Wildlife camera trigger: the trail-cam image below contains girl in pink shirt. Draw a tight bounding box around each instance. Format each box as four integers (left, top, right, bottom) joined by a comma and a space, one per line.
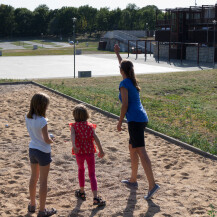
69, 104, 106, 206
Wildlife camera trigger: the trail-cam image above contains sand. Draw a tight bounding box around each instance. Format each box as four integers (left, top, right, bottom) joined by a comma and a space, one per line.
0, 83, 216, 217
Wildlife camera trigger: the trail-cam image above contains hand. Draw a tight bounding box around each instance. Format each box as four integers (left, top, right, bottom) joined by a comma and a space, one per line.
98, 151, 105, 158
73, 146, 79, 154
117, 121, 122, 132
114, 44, 120, 54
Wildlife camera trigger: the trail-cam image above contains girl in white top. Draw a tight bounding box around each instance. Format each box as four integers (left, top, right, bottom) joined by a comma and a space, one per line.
25, 93, 57, 217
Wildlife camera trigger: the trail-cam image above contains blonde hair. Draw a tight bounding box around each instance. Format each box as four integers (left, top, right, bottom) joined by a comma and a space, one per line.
73, 104, 90, 122
27, 93, 50, 119
120, 60, 141, 91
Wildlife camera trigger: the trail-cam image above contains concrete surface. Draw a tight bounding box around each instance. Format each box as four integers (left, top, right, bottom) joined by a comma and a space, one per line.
0, 54, 212, 79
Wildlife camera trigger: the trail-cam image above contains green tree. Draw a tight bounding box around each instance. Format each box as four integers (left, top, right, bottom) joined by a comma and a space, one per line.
0, 4, 15, 37
108, 8, 122, 30
96, 7, 110, 32
57, 7, 78, 36
78, 5, 97, 36
14, 8, 34, 36
32, 4, 50, 35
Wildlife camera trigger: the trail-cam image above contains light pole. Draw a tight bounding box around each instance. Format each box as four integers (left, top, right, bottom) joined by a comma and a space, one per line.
213, 20, 216, 68
72, 17, 77, 78
146, 23, 148, 37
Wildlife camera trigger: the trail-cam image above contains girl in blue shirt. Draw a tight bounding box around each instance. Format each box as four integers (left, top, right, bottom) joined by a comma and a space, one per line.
114, 44, 160, 200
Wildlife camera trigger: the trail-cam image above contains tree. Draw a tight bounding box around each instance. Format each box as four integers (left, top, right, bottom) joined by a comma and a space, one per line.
14, 8, 34, 36
0, 4, 15, 37
108, 8, 122, 30
96, 7, 110, 32
32, 4, 50, 35
57, 7, 78, 36
78, 5, 97, 36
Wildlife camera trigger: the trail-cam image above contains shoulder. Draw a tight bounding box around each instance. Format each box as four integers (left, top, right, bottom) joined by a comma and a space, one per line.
38, 116, 47, 128
119, 78, 131, 89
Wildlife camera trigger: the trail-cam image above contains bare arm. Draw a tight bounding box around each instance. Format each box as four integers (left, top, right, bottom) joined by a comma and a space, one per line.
93, 131, 105, 158
114, 44, 122, 65
42, 124, 53, 144
71, 126, 79, 154
117, 87, 128, 131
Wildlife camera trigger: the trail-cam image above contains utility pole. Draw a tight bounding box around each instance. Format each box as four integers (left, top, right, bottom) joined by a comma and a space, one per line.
72, 17, 77, 78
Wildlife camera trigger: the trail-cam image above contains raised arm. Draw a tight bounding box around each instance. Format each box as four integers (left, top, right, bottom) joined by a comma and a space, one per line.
114, 44, 122, 65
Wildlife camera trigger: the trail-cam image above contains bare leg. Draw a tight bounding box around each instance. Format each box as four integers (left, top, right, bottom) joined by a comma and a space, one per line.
39, 164, 50, 212
29, 163, 39, 206
129, 144, 139, 182
136, 147, 155, 191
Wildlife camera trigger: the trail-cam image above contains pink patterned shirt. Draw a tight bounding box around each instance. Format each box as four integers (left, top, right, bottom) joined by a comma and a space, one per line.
69, 121, 96, 155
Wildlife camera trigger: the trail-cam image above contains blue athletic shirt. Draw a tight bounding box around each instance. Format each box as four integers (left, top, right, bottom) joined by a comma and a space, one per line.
119, 78, 148, 123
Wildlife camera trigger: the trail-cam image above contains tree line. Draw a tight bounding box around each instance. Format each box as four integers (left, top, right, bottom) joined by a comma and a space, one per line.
0, 3, 163, 37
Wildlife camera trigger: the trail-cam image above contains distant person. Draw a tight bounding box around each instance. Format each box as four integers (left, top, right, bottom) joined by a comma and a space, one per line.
69, 104, 106, 206
25, 93, 57, 217
114, 44, 160, 200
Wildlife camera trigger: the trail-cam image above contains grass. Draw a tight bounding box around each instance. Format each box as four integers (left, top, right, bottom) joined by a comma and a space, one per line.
1, 43, 113, 56
33, 69, 217, 155
208, 204, 216, 217
11, 41, 31, 46
30, 40, 58, 46
0, 36, 114, 56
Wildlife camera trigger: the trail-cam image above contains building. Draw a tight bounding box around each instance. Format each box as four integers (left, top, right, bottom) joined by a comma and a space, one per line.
154, 4, 217, 62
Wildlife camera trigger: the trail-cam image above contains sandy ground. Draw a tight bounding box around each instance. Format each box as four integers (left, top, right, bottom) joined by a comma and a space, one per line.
0, 84, 216, 217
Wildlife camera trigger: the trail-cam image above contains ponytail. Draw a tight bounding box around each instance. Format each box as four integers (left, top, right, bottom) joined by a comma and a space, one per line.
120, 60, 141, 91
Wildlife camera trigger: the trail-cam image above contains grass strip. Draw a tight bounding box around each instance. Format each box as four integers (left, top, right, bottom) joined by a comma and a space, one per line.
38, 70, 217, 155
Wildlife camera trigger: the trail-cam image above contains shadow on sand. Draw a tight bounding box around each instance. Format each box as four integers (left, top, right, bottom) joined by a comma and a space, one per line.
68, 199, 84, 217
123, 187, 160, 217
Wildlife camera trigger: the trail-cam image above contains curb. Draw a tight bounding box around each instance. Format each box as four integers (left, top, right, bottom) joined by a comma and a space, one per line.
1, 81, 217, 161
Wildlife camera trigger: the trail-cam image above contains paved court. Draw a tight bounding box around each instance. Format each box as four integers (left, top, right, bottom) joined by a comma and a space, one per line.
0, 54, 212, 79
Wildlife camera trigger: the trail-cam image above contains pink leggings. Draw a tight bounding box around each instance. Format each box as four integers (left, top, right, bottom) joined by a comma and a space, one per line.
75, 153, 97, 191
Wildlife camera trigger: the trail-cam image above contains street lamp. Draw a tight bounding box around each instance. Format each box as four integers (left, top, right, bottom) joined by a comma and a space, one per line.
72, 17, 77, 78
213, 19, 217, 68
146, 23, 148, 37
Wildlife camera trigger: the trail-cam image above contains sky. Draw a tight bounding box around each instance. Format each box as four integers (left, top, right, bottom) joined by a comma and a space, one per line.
0, 0, 216, 11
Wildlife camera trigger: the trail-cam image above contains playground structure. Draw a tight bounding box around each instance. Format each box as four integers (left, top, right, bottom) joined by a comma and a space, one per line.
154, 4, 217, 63
100, 4, 217, 65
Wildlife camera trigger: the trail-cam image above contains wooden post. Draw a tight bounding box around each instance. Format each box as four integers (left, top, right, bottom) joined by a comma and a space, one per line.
158, 41, 160, 63
136, 40, 138, 60
128, 40, 129, 58
150, 40, 151, 56
145, 40, 147, 61
181, 43, 183, 64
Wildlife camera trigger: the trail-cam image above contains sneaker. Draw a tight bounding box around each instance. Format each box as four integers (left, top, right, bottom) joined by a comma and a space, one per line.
144, 184, 160, 200
121, 179, 138, 187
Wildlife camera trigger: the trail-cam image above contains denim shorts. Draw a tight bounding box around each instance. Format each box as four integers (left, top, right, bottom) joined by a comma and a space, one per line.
128, 122, 148, 148
29, 148, 52, 166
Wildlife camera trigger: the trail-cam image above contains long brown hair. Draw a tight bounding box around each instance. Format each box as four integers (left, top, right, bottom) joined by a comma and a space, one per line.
27, 93, 50, 119
120, 60, 141, 91
73, 104, 90, 122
